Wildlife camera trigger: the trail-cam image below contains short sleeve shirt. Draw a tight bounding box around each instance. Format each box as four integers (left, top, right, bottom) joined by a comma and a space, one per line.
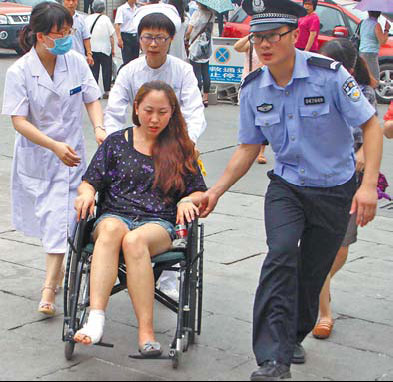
82, 128, 208, 225
238, 50, 376, 188
296, 12, 320, 52
85, 14, 115, 56
72, 12, 91, 55
115, 2, 137, 33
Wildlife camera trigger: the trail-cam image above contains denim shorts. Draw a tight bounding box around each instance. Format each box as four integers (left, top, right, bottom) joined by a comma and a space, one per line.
94, 213, 177, 241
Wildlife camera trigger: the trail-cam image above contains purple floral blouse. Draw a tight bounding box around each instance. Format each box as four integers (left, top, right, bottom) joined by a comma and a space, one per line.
82, 128, 208, 225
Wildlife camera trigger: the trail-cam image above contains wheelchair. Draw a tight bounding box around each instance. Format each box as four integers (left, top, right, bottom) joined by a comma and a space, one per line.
62, 200, 205, 369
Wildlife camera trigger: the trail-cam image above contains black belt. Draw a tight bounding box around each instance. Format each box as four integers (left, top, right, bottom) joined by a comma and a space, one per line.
121, 32, 137, 37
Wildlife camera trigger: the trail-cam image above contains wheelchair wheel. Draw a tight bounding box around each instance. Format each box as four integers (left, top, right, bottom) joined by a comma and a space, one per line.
63, 220, 91, 359
187, 222, 201, 346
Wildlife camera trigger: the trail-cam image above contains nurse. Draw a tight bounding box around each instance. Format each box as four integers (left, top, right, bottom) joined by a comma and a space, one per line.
2, 2, 104, 317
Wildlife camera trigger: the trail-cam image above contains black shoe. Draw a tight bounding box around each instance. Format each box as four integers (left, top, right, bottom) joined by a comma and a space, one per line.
291, 343, 306, 365
250, 361, 291, 381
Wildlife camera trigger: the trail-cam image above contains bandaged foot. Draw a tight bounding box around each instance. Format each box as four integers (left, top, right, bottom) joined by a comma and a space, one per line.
74, 310, 105, 345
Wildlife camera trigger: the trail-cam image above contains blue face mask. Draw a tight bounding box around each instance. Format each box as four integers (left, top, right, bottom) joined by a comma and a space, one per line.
45, 35, 73, 56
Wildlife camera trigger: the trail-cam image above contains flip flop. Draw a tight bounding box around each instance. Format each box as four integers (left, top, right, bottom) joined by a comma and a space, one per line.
312, 319, 334, 340
138, 341, 162, 358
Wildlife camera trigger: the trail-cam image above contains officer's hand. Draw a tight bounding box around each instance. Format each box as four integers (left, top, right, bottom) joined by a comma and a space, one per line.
95, 127, 107, 146
199, 189, 219, 218
74, 193, 95, 222
355, 147, 365, 173
350, 184, 378, 227
118, 38, 124, 49
53, 142, 81, 167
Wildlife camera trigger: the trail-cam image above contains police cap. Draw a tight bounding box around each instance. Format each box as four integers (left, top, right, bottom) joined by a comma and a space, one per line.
243, 0, 307, 33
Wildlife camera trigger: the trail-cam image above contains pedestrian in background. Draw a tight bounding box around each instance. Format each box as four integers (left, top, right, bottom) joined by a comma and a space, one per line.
63, 0, 94, 66
168, 0, 189, 61
86, 0, 116, 99
313, 38, 378, 340
2, 1, 103, 318
185, 0, 214, 107
235, 34, 268, 165
115, 0, 139, 65
359, 11, 391, 82
200, 0, 383, 380
295, 0, 320, 52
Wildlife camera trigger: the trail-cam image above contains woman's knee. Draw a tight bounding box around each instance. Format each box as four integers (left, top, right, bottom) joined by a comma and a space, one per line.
96, 218, 127, 243
122, 232, 149, 262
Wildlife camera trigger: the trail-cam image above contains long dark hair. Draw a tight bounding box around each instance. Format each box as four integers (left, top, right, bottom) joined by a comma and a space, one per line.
168, 0, 185, 23
19, 2, 73, 53
132, 81, 197, 198
320, 38, 375, 86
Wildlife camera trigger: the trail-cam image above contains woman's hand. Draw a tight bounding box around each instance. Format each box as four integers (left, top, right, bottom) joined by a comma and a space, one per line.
52, 141, 81, 167
74, 192, 95, 222
95, 127, 107, 146
177, 201, 200, 225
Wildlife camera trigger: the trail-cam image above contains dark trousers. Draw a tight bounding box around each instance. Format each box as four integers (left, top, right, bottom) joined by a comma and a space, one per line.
121, 32, 140, 65
190, 61, 211, 94
84, 0, 92, 13
217, 11, 229, 37
91, 52, 112, 92
253, 171, 356, 366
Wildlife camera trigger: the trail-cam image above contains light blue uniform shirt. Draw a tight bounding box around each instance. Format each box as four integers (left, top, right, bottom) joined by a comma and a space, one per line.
72, 12, 90, 56
239, 50, 376, 188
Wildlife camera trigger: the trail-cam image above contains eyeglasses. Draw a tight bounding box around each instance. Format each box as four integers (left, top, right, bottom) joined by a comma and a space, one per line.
140, 35, 171, 46
250, 29, 293, 44
48, 28, 76, 38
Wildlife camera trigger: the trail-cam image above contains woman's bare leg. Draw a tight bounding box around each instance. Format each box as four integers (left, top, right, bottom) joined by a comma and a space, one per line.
41, 253, 65, 307
122, 224, 172, 347
318, 246, 350, 320
75, 217, 129, 345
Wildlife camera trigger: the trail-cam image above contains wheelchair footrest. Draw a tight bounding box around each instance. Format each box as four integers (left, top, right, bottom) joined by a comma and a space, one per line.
128, 354, 171, 360
95, 341, 114, 348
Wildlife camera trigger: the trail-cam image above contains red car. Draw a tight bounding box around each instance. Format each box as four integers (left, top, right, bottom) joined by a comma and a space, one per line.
223, 0, 393, 104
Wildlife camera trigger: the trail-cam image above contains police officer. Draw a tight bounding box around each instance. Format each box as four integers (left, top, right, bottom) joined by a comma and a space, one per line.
200, 0, 383, 380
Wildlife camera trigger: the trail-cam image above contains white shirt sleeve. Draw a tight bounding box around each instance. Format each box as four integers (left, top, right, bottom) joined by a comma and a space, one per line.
80, 16, 91, 40
104, 67, 132, 134
115, 6, 123, 25
106, 16, 115, 36
180, 64, 207, 143
2, 64, 29, 117
77, 54, 102, 103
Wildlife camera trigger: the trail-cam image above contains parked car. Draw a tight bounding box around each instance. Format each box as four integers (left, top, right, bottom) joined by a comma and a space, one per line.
0, 1, 31, 55
223, 0, 393, 104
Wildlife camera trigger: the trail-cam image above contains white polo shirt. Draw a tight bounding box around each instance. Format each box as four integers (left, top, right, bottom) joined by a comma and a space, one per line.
115, 2, 138, 34
72, 12, 90, 55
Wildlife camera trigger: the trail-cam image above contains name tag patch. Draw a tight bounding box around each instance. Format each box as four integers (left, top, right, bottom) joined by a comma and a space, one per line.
257, 103, 274, 113
70, 86, 82, 96
342, 77, 361, 102
304, 96, 325, 105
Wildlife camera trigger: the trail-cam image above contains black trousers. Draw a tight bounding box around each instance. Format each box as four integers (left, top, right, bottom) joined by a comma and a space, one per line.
121, 32, 140, 65
91, 52, 112, 92
190, 61, 211, 94
253, 171, 357, 367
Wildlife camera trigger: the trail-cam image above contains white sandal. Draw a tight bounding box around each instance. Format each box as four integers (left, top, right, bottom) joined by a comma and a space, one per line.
38, 286, 57, 316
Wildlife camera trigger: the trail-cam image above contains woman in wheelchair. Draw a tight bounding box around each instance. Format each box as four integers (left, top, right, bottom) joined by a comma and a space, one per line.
73, 81, 207, 357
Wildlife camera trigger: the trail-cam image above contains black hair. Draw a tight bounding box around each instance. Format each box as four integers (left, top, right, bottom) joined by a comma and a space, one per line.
19, 1, 73, 53
320, 38, 373, 86
168, 0, 185, 23
369, 11, 381, 19
138, 13, 176, 38
303, 0, 318, 10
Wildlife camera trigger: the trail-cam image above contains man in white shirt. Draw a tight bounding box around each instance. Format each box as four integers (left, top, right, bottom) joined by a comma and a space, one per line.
64, 0, 94, 66
115, 0, 140, 65
105, 4, 206, 143
86, 0, 116, 98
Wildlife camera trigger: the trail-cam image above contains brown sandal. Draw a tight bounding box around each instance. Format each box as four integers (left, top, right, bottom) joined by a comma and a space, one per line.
312, 319, 334, 340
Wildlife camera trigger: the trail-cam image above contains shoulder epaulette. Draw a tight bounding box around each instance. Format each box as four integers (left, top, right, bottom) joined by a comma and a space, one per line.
307, 56, 342, 72
240, 67, 263, 89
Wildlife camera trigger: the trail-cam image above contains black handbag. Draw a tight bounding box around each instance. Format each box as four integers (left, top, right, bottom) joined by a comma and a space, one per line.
350, 20, 363, 50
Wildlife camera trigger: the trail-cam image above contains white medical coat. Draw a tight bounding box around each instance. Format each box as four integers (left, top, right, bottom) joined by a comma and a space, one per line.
2, 48, 101, 253
104, 55, 207, 143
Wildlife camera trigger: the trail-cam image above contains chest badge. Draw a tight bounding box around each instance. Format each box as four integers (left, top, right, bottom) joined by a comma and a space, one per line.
304, 96, 325, 106
257, 103, 273, 113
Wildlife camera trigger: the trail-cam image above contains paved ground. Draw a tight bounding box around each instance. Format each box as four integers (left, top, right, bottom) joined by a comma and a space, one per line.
0, 49, 393, 381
